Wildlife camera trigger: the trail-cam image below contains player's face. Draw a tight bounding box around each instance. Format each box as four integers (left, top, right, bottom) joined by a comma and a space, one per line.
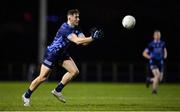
153, 31, 161, 40
69, 13, 80, 26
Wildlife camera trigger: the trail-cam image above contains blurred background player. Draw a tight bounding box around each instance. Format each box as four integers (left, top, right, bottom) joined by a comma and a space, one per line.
142, 30, 167, 94
22, 9, 103, 106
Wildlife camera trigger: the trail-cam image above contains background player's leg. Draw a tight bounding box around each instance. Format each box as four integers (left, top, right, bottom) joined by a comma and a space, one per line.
151, 69, 161, 94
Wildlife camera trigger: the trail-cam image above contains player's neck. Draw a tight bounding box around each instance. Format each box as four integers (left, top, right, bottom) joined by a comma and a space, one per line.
154, 39, 160, 42
67, 21, 75, 28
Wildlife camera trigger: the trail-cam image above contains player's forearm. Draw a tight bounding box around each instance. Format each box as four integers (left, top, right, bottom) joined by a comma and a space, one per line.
82, 42, 90, 46
75, 37, 93, 45
143, 52, 151, 59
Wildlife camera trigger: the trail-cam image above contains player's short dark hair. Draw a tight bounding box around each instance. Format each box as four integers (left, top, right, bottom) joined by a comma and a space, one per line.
67, 9, 80, 16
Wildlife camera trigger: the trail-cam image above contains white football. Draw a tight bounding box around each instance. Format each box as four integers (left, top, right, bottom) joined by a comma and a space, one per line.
122, 15, 136, 29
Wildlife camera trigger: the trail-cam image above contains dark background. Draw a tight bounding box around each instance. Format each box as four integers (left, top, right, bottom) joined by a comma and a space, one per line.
0, 0, 180, 81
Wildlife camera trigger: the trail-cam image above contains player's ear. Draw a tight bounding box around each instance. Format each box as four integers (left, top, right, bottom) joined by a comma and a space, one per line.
67, 15, 71, 21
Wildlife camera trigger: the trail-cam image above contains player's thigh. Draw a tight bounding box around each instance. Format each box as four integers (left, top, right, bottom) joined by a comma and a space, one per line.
151, 68, 160, 77
60, 57, 79, 73
39, 64, 52, 78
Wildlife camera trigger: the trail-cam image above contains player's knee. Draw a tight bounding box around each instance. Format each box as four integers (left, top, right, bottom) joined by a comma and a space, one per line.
71, 69, 79, 77
154, 75, 159, 79
155, 75, 161, 82
74, 69, 80, 76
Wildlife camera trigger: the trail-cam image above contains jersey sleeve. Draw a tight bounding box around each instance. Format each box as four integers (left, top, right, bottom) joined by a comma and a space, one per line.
64, 28, 73, 39
56, 23, 73, 39
145, 43, 152, 53
78, 33, 85, 38
76, 27, 84, 37
67, 27, 84, 39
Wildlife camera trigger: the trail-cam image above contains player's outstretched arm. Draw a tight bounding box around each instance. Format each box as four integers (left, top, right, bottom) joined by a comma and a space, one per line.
68, 33, 93, 45
78, 33, 93, 45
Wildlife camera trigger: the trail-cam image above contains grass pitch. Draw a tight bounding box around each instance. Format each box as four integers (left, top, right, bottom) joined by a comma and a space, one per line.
0, 82, 180, 111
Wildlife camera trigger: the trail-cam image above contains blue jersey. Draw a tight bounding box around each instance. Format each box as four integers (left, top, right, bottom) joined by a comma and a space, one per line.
145, 40, 166, 72
47, 22, 83, 54
43, 22, 83, 69
145, 40, 166, 60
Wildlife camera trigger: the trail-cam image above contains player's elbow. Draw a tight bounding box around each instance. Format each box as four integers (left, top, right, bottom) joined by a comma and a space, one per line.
142, 52, 148, 59
142, 51, 146, 57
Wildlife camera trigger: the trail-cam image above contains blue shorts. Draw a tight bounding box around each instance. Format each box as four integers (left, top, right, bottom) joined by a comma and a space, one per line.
42, 49, 70, 69
149, 59, 164, 73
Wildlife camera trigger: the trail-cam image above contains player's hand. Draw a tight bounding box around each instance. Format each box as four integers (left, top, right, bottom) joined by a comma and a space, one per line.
90, 27, 104, 40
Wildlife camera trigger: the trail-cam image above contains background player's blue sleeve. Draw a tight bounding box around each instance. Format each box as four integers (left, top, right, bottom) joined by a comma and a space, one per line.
145, 43, 152, 53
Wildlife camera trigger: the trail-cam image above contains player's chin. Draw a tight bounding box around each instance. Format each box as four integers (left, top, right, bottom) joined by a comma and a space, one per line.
75, 22, 79, 26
